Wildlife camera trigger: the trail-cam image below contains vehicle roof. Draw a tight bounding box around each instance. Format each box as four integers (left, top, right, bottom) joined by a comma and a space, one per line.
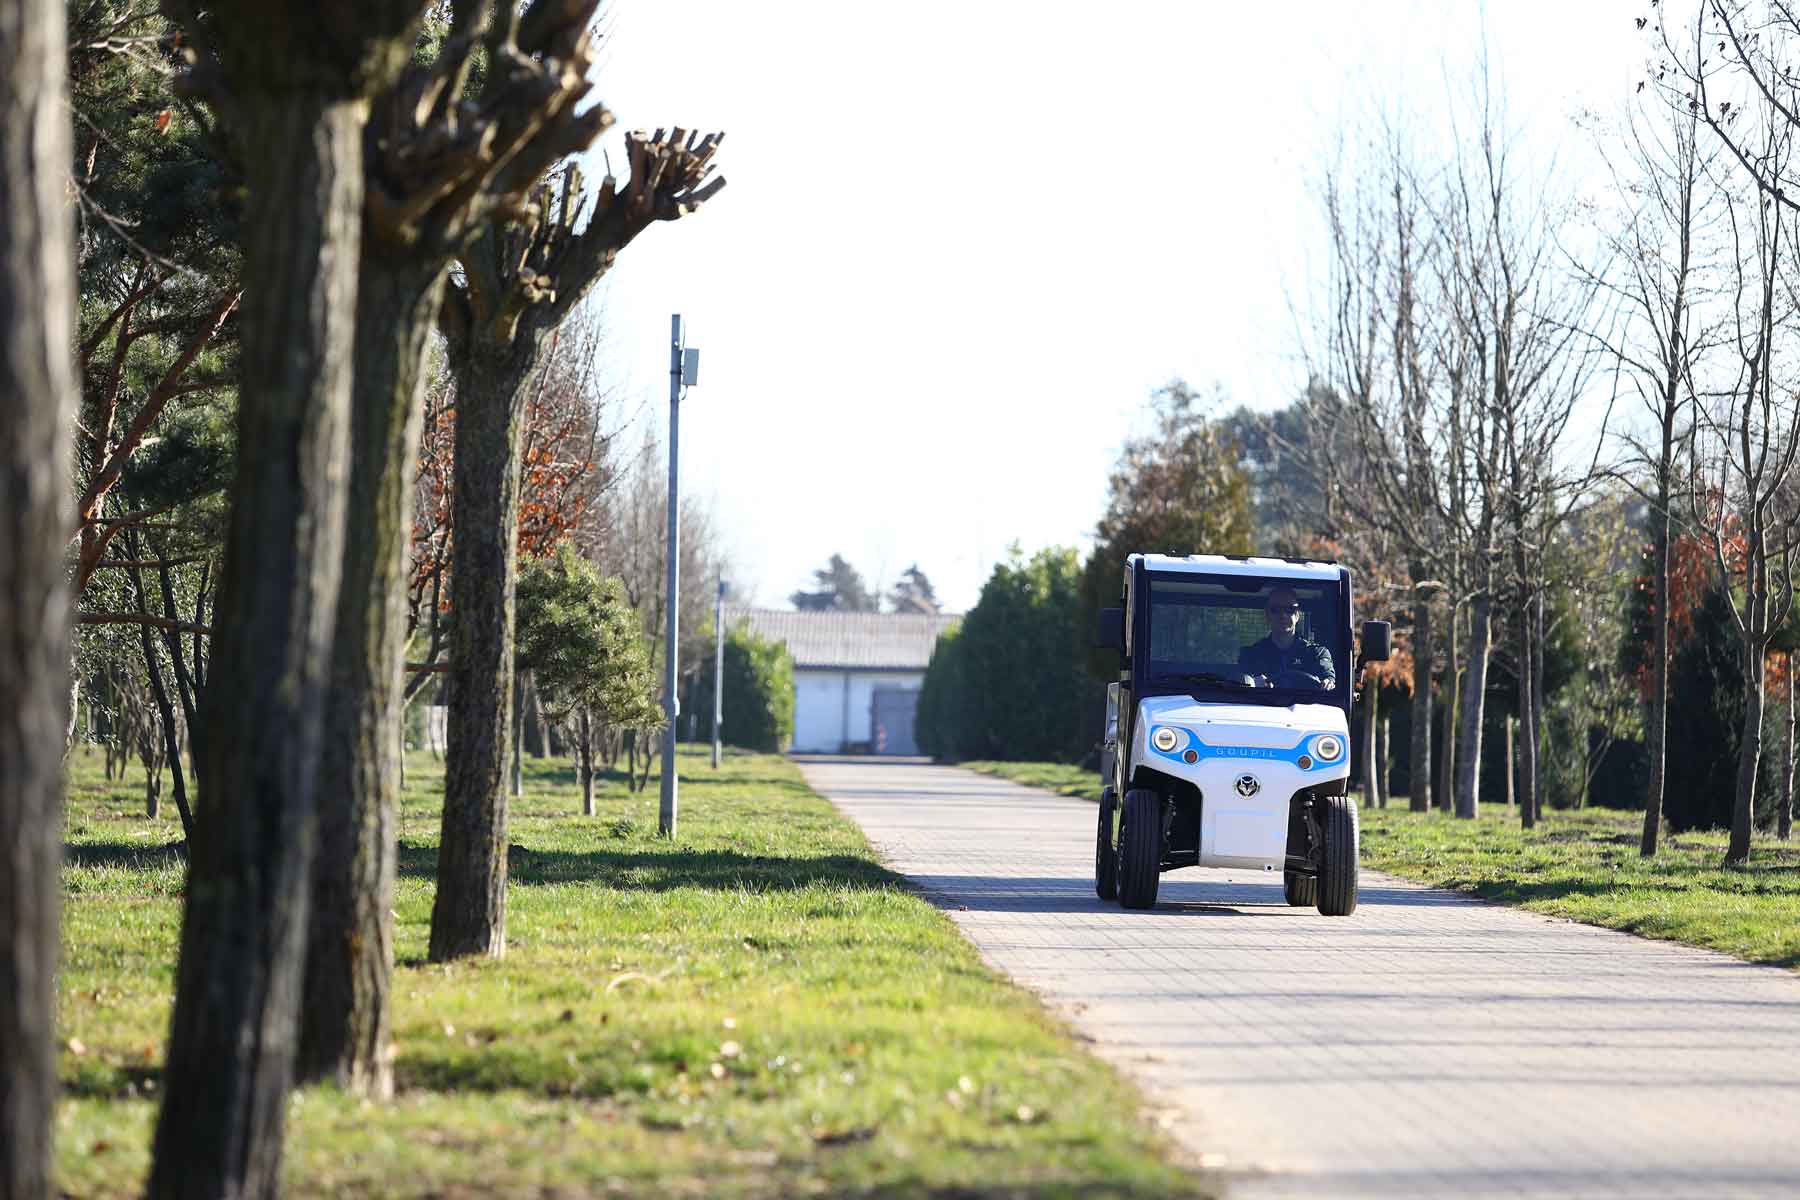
1132, 553, 1344, 583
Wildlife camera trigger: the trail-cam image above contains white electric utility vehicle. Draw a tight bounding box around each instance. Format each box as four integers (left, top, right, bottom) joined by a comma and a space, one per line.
1093, 554, 1390, 914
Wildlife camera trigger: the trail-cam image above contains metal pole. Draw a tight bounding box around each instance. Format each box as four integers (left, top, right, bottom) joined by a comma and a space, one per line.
659, 315, 683, 836
711, 578, 725, 768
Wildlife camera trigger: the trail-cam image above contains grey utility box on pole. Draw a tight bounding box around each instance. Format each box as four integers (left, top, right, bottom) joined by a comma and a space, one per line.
659, 315, 697, 837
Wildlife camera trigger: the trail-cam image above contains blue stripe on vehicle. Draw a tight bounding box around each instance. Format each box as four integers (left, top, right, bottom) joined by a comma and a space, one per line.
1148, 727, 1341, 771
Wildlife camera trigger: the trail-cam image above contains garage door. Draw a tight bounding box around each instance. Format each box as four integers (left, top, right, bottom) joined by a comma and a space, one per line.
870, 687, 919, 756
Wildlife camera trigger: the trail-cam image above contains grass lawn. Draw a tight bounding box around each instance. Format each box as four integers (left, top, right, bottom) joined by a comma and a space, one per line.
962, 760, 1800, 970
57, 745, 1207, 1199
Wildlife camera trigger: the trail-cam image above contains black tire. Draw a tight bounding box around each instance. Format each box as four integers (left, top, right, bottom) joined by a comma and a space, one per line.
1095, 788, 1118, 900
1316, 794, 1359, 916
1116, 788, 1163, 910
1283, 870, 1317, 907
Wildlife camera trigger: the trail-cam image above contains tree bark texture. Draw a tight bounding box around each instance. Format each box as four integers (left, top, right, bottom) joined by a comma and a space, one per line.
1454, 596, 1492, 820
298, 255, 443, 1097
431, 343, 540, 961
1409, 594, 1432, 812
1, 0, 74, 1192
149, 92, 363, 1200
1641, 501, 1672, 855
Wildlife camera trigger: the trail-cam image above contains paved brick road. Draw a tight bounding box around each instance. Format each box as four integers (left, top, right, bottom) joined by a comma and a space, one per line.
797, 757, 1800, 1199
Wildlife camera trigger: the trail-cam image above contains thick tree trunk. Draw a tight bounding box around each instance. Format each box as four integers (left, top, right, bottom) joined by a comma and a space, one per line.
1, 0, 74, 1190
1454, 596, 1492, 820
1641, 503, 1672, 855
298, 254, 443, 1097
1410, 592, 1432, 812
1726, 639, 1765, 867
432, 343, 540, 961
149, 91, 362, 1200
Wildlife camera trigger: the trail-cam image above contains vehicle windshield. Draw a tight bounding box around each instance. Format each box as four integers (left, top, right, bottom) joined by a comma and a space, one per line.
1145, 572, 1346, 697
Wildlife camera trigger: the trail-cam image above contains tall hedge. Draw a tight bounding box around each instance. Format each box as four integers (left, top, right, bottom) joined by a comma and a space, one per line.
918, 546, 1094, 762
690, 622, 795, 753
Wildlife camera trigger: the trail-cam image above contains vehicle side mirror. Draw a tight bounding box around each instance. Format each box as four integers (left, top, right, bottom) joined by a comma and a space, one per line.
1096, 607, 1125, 652
1357, 620, 1392, 666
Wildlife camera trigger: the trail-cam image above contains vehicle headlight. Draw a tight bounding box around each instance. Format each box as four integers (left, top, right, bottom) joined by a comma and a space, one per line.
1312, 734, 1344, 762
1151, 726, 1180, 753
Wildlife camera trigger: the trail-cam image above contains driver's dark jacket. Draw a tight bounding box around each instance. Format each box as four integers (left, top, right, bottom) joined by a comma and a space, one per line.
1238, 635, 1335, 687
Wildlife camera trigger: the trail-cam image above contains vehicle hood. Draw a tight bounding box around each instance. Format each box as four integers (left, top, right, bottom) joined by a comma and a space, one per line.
1138, 694, 1348, 747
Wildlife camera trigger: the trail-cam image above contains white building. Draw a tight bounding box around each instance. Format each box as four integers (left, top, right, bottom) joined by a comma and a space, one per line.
729, 608, 960, 755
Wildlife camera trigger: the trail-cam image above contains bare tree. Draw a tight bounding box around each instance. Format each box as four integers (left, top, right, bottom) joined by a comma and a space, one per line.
1588, 56, 1722, 853
1687, 103, 1800, 867
1, 1, 75, 1196
1307, 124, 1453, 815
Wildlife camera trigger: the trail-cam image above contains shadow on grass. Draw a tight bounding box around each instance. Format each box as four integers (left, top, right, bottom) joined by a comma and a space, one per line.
396, 838, 907, 895
62, 839, 187, 869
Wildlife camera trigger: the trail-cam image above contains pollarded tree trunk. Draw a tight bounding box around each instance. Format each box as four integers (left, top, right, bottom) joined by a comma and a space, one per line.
298, 254, 445, 1096
1, 0, 75, 1192
1410, 591, 1432, 812
148, 90, 364, 1200
431, 341, 543, 961
1454, 595, 1492, 821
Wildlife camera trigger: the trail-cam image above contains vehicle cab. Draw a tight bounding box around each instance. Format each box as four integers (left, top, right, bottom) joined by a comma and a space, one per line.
1094, 553, 1390, 914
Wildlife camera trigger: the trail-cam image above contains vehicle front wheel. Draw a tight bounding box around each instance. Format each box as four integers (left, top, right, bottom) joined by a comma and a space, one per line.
1316, 794, 1359, 916
1095, 788, 1118, 901
1116, 788, 1163, 910
1283, 870, 1317, 907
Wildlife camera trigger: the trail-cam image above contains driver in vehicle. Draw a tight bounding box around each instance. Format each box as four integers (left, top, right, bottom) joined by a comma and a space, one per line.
1238, 586, 1336, 691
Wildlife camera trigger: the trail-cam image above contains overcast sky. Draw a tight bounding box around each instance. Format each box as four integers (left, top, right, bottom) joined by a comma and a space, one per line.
580, 1, 1647, 613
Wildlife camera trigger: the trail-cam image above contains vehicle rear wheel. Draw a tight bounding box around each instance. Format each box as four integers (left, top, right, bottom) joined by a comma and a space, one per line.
1283, 870, 1317, 907
1095, 788, 1118, 900
1316, 794, 1359, 916
1116, 788, 1163, 910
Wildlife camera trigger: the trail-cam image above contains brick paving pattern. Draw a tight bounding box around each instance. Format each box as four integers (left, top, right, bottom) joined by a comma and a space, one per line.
797, 757, 1800, 1199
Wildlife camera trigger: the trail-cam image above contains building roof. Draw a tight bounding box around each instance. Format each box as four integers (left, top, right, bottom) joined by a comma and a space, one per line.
727, 607, 961, 671
1133, 553, 1344, 583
